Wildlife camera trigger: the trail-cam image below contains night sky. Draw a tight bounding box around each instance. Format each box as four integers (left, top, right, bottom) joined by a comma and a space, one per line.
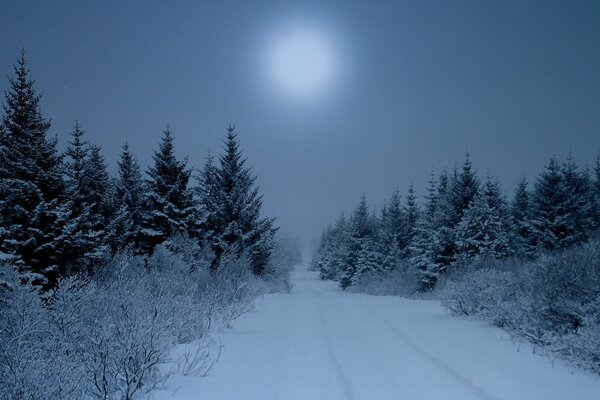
1, 0, 599, 244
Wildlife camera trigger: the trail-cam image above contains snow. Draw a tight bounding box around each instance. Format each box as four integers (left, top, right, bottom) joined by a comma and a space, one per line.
152, 265, 600, 400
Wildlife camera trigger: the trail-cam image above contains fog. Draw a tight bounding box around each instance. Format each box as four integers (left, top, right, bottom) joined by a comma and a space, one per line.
1, 0, 599, 244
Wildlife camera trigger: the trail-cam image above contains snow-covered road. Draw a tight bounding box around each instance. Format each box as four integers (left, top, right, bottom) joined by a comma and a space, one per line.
154, 266, 600, 400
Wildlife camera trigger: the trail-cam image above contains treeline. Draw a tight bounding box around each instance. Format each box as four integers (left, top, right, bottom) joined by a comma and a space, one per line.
0, 51, 281, 289
313, 153, 600, 290
312, 144, 600, 374
0, 52, 300, 398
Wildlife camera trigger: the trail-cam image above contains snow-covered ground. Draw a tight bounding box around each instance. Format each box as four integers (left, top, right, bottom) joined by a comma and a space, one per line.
152, 266, 600, 400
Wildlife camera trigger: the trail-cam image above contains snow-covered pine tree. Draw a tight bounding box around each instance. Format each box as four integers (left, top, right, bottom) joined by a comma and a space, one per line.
455, 192, 510, 259
139, 126, 200, 254
60, 121, 93, 273
410, 172, 451, 289
0, 50, 66, 287
381, 191, 404, 270
339, 195, 383, 289
482, 174, 508, 222
211, 125, 276, 275
313, 225, 333, 277
64, 120, 88, 216
510, 177, 536, 257
195, 153, 221, 249
450, 153, 480, 226
431, 170, 457, 271
530, 156, 592, 251
78, 144, 114, 267
315, 214, 350, 280
560, 155, 595, 247
401, 184, 419, 258
106, 140, 144, 252
410, 175, 438, 289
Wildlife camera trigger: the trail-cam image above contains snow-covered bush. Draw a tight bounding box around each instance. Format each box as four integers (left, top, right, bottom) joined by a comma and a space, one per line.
262, 235, 302, 293
349, 261, 420, 297
0, 266, 80, 399
0, 239, 271, 399
197, 250, 268, 331
441, 268, 520, 324
441, 240, 600, 373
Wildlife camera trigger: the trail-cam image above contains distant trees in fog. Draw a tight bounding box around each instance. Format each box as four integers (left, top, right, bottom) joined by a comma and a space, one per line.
312, 143, 600, 374
313, 153, 600, 290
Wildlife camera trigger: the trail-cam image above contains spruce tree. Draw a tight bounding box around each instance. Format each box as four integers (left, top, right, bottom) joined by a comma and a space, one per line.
0, 51, 65, 287
76, 144, 114, 267
211, 125, 276, 275
411, 170, 454, 288
455, 193, 510, 258
530, 156, 568, 251
410, 176, 438, 289
432, 170, 457, 270
531, 156, 594, 251
338, 195, 385, 288
401, 184, 419, 257
451, 153, 479, 226
195, 153, 221, 247
64, 120, 87, 215
381, 191, 404, 270
560, 155, 594, 246
139, 126, 199, 254
61, 121, 91, 273
107, 141, 144, 251
482, 174, 508, 221
510, 177, 536, 257
316, 214, 349, 280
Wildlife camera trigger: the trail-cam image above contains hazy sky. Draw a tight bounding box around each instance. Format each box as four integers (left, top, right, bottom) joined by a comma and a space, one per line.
1, 0, 599, 243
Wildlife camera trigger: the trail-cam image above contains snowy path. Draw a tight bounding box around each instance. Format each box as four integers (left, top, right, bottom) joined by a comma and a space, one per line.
153, 266, 600, 400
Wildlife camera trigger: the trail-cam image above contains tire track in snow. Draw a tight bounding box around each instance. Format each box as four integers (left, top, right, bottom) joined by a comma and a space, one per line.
309, 276, 356, 400
356, 299, 501, 400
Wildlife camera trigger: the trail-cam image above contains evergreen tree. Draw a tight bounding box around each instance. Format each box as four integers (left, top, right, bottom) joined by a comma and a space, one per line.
451, 153, 479, 226
82, 145, 113, 230
73, 144, 114, 268
510, 177, 536, 257
455, 193, 510, 258
401, 184, 419, 257
60, 121, 91, 273
316, 214, 349, 280
482, 174, 508, 221
210, 125, 276, 275
340, 195, 380, 289
560, 155, 595, 245
0, 51, 65, 287
411, 170, 453, 288
139, 126, 199, 254
410, 175, 438, 289
0, 50, 63, 199
530, 156, 567, 251
107, 141, 144, 251
64, 120, 87, 216
431, 170, 457, 269
531, 156, 593, 251
195, 153, 221, 247
381, 191, 404, 270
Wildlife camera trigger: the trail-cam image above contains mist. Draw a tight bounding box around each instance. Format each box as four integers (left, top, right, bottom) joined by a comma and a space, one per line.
1, 1, 599, 245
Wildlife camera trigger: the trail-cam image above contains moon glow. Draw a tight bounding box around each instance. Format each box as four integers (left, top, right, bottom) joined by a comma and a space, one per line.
266, 27, 337, 99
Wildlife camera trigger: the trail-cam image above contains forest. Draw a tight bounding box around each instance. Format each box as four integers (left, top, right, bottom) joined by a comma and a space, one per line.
312, 148, 600, 373
0, 51, 300, 399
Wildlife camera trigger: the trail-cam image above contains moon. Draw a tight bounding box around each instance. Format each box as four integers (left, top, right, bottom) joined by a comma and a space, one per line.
266, 27, 337, 98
